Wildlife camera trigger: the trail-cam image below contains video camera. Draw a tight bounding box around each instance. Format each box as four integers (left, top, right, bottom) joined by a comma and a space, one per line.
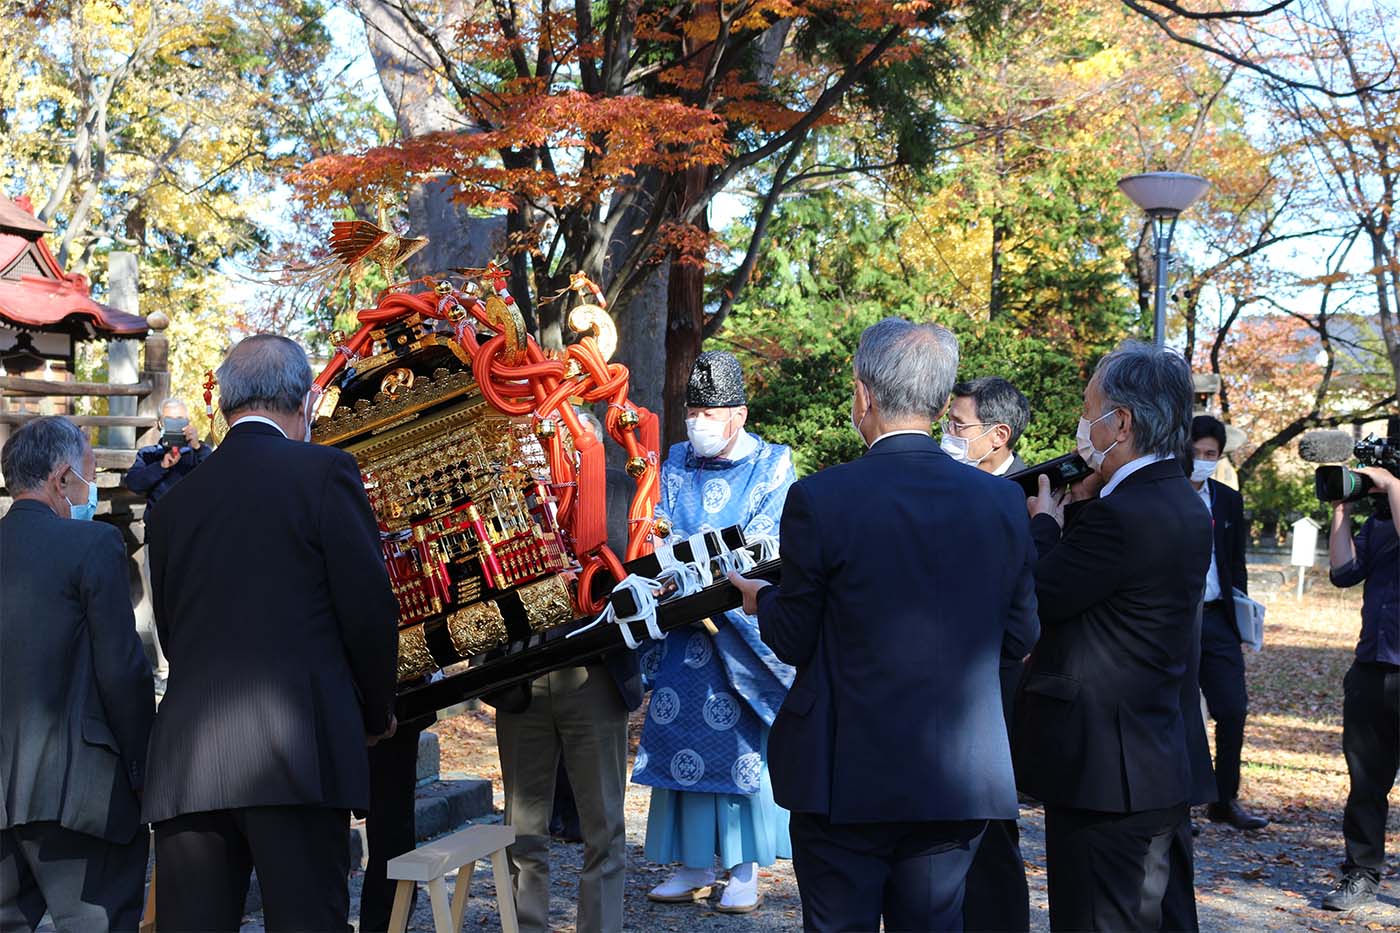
1298, 430, 1398, 503
1005, 452, 1094, 498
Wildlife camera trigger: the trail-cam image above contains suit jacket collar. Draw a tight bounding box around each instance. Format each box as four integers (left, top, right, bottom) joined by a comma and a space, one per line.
996, 452, 1028, 476
5, 499, 56, 518
865, 432, 939, 457
224, 419, 287, 440
1113, 457, 1187, 492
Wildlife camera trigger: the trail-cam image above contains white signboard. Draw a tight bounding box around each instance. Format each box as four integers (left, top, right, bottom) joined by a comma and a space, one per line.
1291, 516, 1320, 568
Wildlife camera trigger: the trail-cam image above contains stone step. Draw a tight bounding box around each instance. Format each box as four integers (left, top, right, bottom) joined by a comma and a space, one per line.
416, 729, 441, 786
244, 774, 494, 915
345, 774, 496, 868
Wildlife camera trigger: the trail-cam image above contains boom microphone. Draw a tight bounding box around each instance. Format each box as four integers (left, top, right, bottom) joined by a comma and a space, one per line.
1299, 430, 1355, 463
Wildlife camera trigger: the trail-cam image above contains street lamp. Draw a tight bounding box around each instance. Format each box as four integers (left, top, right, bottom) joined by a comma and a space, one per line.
1117, 171, 1211, 346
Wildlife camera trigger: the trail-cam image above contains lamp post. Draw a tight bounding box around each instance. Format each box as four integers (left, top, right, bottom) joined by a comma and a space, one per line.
1117, 172, 1211, 346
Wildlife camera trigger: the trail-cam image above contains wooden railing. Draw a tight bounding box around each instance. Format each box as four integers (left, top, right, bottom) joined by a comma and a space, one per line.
0, 317, 169, 471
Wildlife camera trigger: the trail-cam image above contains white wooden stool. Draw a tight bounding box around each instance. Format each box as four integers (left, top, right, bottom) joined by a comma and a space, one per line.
386, 824, 519, 933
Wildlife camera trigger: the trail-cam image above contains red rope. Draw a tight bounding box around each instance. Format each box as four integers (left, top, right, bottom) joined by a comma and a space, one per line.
312, 278, 660, 615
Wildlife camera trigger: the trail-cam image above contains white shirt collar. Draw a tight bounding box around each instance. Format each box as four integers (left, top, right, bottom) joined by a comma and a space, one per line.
991, 453, 1015, 476
725, 430, 758, 461
230, 415, 288, 439
1100, 453, 1171, 498
869, 429, 930, 447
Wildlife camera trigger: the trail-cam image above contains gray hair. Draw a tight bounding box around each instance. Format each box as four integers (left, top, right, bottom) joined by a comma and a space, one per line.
216, 334, 313, 416
952, 377, 1031, 447
160, 398, 189, 415
853, 318, 960, 421
1, 416, 88, 493
576, 410, 605, 443
1093, 341, 1194, 458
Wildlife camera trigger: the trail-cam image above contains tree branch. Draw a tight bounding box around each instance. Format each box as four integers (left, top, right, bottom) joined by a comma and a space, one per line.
703, 127, 810, 338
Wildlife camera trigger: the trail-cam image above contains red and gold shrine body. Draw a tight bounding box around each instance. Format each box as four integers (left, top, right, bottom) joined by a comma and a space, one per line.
307, 270, 659, 683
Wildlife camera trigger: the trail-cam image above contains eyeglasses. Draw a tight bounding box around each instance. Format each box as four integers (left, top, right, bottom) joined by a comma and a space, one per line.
941, 418, 998, 437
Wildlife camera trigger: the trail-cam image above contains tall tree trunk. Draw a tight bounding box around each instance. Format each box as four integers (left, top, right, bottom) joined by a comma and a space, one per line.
352, 0, 505, 301
662, 165, 710, 447
1371, 228, 1400, 401
988, 32, 1009, 321
1132, 221, 1154, 331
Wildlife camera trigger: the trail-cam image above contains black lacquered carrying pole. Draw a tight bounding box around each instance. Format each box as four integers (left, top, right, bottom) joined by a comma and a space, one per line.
395, 558, 782, 719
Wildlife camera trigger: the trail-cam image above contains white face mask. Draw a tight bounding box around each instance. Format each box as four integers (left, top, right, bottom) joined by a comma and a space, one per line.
851, 402, 869, 449
302, 388, 321, 443
1075, 409, 1120, 472
940, 425, 995, 466
686, 412, 734, 459
1191, 458, 1219, 484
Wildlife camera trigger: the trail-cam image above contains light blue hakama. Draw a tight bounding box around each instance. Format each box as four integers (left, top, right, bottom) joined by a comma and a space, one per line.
642, 730, 792, 870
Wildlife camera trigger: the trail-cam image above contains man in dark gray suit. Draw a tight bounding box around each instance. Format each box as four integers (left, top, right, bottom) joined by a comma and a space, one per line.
144, 335, 398, 932
1, 416, 155, 932
942, 376, 1031, 476
946, 375, 1034, 932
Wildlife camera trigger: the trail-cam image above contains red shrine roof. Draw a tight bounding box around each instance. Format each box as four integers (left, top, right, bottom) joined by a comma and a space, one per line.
0, 194, 148, 339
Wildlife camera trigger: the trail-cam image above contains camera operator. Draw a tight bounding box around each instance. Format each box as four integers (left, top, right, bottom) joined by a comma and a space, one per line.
123, 399, 211, 691
124, 399, 211, 510
1321, 465, 1399, 913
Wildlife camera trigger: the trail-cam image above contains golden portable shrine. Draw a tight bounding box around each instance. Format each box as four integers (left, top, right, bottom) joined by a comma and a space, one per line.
212, 220, 780, 719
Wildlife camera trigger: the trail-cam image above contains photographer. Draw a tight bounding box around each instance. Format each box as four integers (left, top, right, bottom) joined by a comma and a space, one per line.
1322, 465, 1398, 912
124, 398, 211, 510
124, 399, 211, 690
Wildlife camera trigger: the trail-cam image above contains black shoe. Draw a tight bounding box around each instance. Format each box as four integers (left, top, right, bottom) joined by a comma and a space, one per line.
1207, 799, 1269, 830
1322, 871, 1378, 911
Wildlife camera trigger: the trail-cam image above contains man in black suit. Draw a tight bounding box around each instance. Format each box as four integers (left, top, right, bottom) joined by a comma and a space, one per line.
1018, 341, 1212, 932
946, 376, 1034, 932
730, 317, 1039, 932
357, 708, 435, 933
1188, 415, 1268, 831
1, 416, 155, 932
144, 334, 399, 932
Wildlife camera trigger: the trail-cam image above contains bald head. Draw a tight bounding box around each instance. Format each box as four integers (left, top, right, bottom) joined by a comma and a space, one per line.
216, 334, 313, 418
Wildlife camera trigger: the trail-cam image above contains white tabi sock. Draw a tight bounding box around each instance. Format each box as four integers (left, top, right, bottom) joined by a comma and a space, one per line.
650, 866, 716, 897
720, 861, 759, 908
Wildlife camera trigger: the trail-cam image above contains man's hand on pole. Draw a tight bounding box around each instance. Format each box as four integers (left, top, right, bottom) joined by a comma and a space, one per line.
727, 571, 770, 616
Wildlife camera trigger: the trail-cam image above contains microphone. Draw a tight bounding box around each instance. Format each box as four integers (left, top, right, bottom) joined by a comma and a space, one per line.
1298, 430, 1355, 463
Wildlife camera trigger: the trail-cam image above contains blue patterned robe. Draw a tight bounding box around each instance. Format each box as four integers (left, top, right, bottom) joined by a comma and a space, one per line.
631, 433, 797, 796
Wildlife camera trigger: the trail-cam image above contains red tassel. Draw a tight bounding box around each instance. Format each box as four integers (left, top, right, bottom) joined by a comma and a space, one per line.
569, 434, 608, 555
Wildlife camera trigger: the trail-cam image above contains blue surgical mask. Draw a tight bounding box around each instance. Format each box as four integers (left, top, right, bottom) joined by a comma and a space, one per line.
66, 468, 98, 521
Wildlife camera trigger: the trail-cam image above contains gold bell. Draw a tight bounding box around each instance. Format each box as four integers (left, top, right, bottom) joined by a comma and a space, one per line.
434, 280, 453, 296
653, 517, 672, 538
535, 418, 557, 439
619, 408, 640, 429
330, 329, 347, 347
625, 456, 647, 478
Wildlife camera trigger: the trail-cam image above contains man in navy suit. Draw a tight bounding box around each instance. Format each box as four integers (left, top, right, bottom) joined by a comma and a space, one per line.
730, 317, 1039, 933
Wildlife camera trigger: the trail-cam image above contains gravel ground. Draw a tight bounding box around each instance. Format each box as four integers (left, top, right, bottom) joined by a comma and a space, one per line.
234, 787, 1399, 932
